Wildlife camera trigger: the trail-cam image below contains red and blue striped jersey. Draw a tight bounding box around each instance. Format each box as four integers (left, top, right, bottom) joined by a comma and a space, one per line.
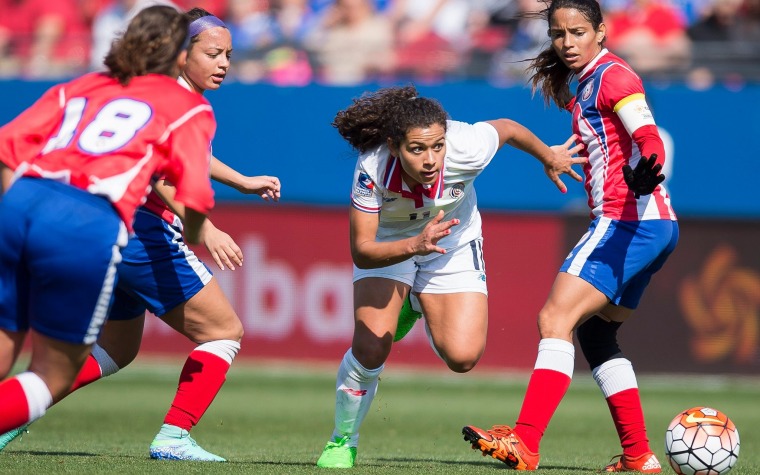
569, 49, 676, 221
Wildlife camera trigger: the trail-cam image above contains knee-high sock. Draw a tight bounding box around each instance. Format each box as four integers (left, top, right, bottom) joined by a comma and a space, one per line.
514, 338, 575, 453
331, 348, 383, 447
163, 340, 240, 431
593, 358, 651, 457
0, 372, 53, 433
69, 343, 120, 392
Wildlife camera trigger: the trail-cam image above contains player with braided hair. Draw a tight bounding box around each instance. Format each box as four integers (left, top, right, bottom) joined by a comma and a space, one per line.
0, 3, 214, 448
0, 7, 280, 462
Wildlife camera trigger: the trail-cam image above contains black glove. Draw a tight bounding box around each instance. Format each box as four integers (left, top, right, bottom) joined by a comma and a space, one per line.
622, 153, 665, 199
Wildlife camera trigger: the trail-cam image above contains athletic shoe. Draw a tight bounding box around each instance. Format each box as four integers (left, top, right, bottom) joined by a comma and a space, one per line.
462, 424, 540, 470
604, 452, 662, 473
316, 435, 356, 468
0, 424, 29, 452
393, 294, 422, 342
149, 423, 226, 462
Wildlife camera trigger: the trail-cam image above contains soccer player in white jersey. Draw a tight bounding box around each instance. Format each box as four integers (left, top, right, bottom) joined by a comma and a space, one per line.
0, 8, 280, 461
316, 85, 586, 468
462, 0, 678, 472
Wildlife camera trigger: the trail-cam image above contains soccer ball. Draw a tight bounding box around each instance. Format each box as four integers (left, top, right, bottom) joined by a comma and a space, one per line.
665, 407, 740, 475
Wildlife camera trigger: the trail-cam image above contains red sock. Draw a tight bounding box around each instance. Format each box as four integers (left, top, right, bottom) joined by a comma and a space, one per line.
163, 350, 231, 430
0, 378, 32, 433
606, 388, 651, 457
514, 369, 571, 453
69, 355, 103, 392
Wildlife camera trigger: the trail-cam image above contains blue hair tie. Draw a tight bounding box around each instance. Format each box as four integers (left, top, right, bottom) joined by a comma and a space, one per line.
188, 15, 227, 38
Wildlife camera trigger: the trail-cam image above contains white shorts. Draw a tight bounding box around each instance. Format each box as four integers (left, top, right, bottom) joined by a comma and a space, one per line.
353, 238, 488, 295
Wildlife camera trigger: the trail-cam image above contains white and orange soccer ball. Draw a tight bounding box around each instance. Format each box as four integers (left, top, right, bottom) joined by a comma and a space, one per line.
665, 407, 740, 475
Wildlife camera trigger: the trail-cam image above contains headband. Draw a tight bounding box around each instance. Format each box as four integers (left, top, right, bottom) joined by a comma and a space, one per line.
188, 15, 227, 38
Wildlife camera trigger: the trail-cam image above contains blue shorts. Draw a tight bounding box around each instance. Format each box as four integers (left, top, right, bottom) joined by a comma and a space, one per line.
108, 208, 213, 320
560, 217, 679, 308
0, 178, 127, 344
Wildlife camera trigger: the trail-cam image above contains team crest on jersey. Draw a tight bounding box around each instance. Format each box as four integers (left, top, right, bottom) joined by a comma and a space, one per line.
354, 172, 374, 197
581, 81, 594, 101
450, 182, 465, 199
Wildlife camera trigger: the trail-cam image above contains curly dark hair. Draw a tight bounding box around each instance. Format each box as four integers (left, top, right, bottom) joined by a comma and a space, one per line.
526, 0, 605, 109
333, 85, 449, 153
104, 6, 188, 86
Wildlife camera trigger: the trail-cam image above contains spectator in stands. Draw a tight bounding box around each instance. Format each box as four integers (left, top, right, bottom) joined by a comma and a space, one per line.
306, 0, 394, 85
386, 0, 472, 82
488, 0, 549, 86
605, 0, 691, 76
9, 0, 91, 78
686, 0, 760, 87
90, 0, 179, 71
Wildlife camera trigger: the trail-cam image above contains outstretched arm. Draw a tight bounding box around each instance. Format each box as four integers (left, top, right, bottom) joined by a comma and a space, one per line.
486, 119, 586, 193
210, 156, 281, 201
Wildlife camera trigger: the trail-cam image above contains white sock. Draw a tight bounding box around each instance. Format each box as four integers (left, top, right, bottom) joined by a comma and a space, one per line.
331, 348, 383, 447
17, 372, 53, 422
592, 358, 638, 398
534, 337, 575, 377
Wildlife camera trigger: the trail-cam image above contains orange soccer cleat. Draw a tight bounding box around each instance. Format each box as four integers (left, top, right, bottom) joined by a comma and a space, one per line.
462, 425, 540, 471
604, 452, 662, 473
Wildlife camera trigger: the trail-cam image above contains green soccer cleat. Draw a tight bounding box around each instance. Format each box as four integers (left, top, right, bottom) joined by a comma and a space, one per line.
316, 435, 357, 468
394, 294, 422, 342
0, 424, 29, 452
149, 424, 226, 462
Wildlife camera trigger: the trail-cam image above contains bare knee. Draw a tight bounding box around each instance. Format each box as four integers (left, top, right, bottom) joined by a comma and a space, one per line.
351, 337, 391, 370
537, 308, 574, 340
441, 347, 482, 373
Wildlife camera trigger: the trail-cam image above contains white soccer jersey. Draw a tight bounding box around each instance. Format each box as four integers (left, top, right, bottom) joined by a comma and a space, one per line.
350, 120, 500, 254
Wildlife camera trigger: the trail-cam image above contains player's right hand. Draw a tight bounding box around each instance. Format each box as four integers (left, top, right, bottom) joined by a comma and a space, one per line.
413, 210, 459, 256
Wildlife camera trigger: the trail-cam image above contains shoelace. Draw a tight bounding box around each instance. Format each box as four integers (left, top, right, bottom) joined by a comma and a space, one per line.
487, 425, 516, 439
604, 454, 625, 471
327, 436, 349, 448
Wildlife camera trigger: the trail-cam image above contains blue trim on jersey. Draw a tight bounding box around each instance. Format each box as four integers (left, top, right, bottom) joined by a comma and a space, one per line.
109, 208, 212, 320
578, 63, 614, 160
0, 178, 124, 344
560, 217, 678, 308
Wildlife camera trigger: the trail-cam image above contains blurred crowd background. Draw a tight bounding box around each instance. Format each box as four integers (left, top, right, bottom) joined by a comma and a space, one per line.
0, 0, 758, 88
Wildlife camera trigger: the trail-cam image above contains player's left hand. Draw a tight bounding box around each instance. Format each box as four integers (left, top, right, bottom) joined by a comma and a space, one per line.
199, 220, 244, 270
235, 175, 281, 201
622, 153, 665, 199
544, 134, 587, 193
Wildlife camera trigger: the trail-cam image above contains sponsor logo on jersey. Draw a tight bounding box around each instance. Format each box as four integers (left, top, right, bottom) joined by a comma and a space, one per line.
354, 172, 374, 197
450, 182, 465, 199
581, 81, 594, 101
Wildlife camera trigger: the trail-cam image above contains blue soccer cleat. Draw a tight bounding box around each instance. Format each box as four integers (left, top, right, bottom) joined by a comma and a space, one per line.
0, 424, 29, 452
149, 424, 226, 462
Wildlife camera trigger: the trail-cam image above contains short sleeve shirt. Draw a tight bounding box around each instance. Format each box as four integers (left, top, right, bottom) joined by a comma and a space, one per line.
350, 120, 500, 254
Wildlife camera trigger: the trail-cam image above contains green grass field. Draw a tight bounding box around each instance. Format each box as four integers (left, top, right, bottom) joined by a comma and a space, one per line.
1, 358, 757, 474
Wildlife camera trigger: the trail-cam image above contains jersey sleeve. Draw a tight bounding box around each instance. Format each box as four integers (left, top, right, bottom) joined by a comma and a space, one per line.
0, 84, 64, 169
602, 66, 665, 162
160, 104, 217, 215
444, 120, 500, 171
350, 161, 382, 213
